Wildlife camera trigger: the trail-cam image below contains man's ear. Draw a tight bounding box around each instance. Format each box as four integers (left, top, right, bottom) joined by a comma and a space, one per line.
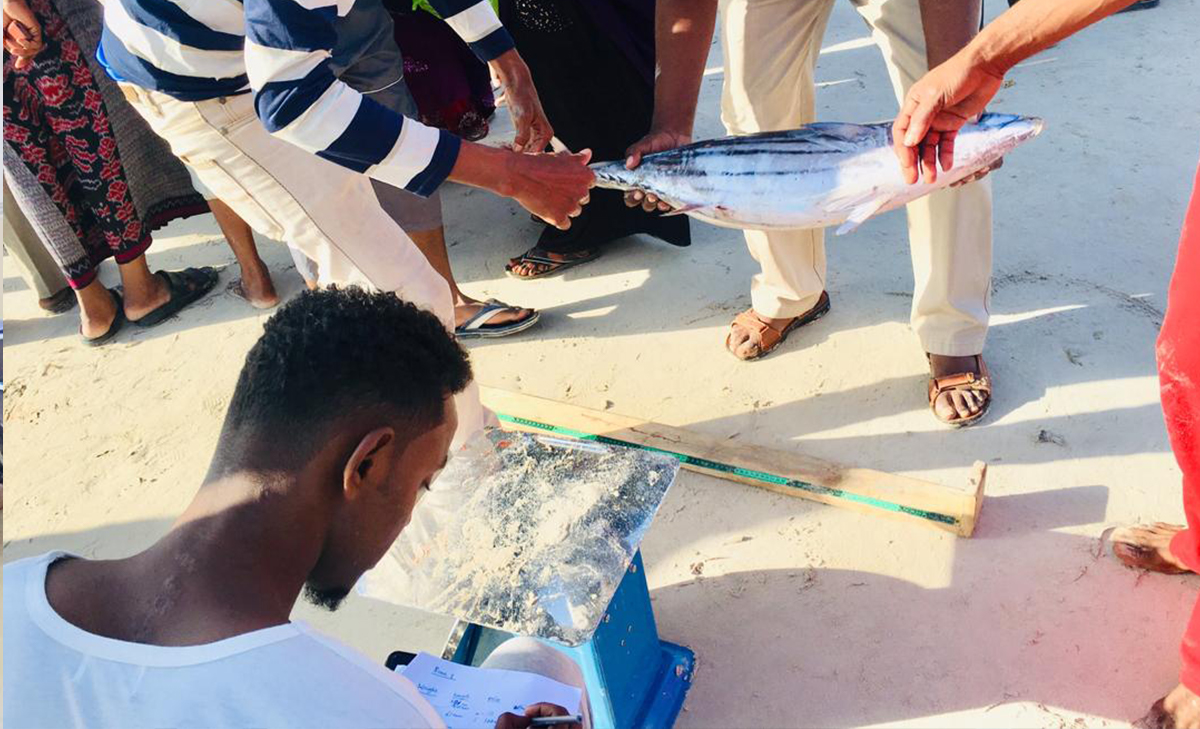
342, 427, 395, 499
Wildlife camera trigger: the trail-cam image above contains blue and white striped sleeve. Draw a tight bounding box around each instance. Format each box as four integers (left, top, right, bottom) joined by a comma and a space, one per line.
242, 0, 459, 197
426, 0, 515, 62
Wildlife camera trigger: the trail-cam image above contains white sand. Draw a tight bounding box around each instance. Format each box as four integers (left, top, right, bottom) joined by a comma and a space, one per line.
4, 2, 1199, 726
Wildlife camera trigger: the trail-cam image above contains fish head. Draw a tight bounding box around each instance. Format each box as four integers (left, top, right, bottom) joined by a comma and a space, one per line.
953, 113, 1045, 171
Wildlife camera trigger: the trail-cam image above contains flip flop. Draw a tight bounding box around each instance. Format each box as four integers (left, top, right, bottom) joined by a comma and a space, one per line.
505, 247, 601, 280
455, 299, 541, 340
80, 289, 125, 347
130, 267, 219, 328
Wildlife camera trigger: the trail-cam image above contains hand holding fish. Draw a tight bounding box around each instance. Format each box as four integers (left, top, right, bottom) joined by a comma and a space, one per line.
3, 0, 44, 70
892, 56, 1005, 185
622, 128, 692, 213
505, 148, 596, 231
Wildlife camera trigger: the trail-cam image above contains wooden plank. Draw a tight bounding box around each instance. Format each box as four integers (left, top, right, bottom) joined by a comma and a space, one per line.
480, 386, 987, 537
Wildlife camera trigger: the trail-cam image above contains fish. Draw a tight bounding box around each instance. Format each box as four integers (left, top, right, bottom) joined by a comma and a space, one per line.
590, 113, 1043, 235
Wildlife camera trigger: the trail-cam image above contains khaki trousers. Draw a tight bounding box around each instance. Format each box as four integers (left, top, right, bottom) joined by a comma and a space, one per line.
720, 0, 993, 355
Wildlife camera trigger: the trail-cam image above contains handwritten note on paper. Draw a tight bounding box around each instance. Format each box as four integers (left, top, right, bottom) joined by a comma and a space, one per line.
399, 652, 582, 729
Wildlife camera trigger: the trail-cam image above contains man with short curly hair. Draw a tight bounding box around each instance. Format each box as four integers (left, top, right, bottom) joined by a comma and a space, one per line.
2, 287, 586, 729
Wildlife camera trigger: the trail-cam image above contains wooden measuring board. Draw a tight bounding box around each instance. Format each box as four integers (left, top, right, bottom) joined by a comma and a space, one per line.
480, 386, 987, 537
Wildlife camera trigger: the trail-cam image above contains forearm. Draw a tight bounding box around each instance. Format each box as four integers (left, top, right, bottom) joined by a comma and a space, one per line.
919, 0, 982, 67
961, 0, 1139, 74
650, 0, 719, 135
446, 141, 516, 197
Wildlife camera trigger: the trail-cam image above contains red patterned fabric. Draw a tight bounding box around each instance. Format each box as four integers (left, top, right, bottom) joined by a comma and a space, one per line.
3, 0, 151, 289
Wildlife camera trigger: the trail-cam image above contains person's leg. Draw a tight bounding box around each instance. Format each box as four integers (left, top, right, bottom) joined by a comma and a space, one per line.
118, 85, 490, 442
1158, 161, 1200, 722
209, 197, 278, 309
75, 278, 121, 339
481, 637, 592, 729
336, 6, 535, 332
2, 182, 73, 311
719, 0, 836, 360
370, 181, 535, 329
854, 0, 995, 424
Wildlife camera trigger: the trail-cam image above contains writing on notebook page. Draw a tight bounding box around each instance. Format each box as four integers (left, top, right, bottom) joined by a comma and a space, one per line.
399, 652, 582, 729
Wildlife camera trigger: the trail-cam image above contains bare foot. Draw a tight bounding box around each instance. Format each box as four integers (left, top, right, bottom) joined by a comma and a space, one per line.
78, 288, 119, 340
1112, 523, 1191, 574
454, 296, 535, 329
121, 274, 170, 322
229, 266, 279, 310
1138, 683, 1200, 728
929, 354, 990, 423
506, 248, 597, 279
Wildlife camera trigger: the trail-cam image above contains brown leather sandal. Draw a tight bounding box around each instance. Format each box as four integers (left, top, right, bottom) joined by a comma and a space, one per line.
726, 292, 831, 361
927, 354, 992, 427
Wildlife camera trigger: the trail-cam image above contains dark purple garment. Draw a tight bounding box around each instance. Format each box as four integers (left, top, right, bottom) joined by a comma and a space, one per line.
499, 0, 690, 253
385, 4, 495, 141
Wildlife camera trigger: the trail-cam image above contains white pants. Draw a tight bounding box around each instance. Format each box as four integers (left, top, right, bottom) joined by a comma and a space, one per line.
119, 86, 488, 447
720, 0, 993, 355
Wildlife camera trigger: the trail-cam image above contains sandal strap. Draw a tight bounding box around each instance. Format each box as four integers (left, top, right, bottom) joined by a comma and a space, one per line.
732, 311, 784, 351
458, 302, 511, 332
927, 356, 993, 402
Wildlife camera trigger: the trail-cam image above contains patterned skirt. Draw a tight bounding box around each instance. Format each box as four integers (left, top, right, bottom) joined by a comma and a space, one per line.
2, 0, 206, 289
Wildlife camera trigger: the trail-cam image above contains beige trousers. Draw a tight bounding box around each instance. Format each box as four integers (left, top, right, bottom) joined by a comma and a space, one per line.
720, 0, 993, 355
118, 86, 487, 447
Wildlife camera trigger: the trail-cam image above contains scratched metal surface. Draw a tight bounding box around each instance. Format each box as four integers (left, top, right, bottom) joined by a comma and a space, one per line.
391, 429, 679, 646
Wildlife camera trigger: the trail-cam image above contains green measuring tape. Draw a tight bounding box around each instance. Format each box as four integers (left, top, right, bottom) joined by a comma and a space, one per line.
495, 413, 958, 527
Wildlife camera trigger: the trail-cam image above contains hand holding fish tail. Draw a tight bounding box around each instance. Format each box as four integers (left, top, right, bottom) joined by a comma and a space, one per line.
895, 0, 1149, 185
893, 59, 1003, 185
623, 129, 692, 212
505, 149, 596, 231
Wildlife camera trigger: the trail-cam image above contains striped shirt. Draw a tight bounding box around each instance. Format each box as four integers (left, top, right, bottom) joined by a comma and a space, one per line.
98, 0, 514, 196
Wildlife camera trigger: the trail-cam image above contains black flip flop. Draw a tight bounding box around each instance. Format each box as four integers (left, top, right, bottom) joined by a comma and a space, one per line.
505, 247, 601, 280
81, 289, 125, 347
130, 267, 219, 328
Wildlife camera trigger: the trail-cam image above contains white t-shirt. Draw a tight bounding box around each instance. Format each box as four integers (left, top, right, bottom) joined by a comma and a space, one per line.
3, 552, 445, 729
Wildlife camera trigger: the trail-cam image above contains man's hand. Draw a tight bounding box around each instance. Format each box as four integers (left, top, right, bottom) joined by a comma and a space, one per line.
622, 128, 691, 212
892, 54, 1004, 185
494, 702, 581, 729
3, 0, 43, 70
505, 149, 595, 230
490, 49, 554, 154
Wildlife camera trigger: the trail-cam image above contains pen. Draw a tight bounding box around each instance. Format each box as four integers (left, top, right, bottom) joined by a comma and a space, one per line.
528, 715, 582, 727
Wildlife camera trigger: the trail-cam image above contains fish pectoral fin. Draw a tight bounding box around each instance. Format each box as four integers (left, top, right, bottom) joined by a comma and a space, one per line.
835, 197, 889, 236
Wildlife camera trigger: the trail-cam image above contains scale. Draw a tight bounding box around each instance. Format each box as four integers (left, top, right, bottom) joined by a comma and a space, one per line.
369, 429, 694, 729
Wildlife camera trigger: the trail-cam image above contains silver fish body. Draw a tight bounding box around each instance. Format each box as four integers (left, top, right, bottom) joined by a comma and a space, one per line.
590, 113, 1043, 234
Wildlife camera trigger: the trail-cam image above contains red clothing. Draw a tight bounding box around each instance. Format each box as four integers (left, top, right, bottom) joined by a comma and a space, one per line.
1163, 159, 1200, 693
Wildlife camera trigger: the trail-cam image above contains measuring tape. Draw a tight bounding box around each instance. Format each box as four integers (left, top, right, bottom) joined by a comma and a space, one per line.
495, 413, 958, 527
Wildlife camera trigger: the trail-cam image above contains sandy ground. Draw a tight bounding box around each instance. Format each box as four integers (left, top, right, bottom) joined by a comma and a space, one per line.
4, 1, 1200, 727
